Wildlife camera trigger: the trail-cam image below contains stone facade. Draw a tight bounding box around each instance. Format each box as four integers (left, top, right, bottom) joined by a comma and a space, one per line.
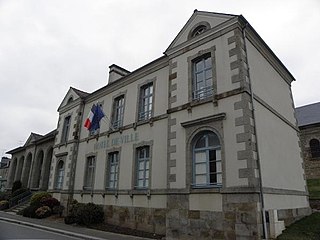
6, 11, 310, 239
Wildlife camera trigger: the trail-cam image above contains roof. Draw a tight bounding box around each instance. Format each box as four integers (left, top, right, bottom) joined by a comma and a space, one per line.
71, 87, 89, 98
296, 102, 320, 127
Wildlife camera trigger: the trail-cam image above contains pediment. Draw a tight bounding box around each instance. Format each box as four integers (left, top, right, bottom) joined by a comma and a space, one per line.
24, 132, 43, 146
165, 10, 236, 53
57, 87, 89, 111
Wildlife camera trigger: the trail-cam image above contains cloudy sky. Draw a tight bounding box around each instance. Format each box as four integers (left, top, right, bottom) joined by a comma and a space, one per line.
1, 0, 319, 157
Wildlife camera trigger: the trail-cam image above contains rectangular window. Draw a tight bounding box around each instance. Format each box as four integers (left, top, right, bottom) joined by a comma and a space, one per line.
138, 82, 153, 121
136, 146, 150, 188
61, 116, 71, 143
111, 95, 125, 129
193, 54, 213, 100
107, 152, 119, 189
84, 156, 95, 190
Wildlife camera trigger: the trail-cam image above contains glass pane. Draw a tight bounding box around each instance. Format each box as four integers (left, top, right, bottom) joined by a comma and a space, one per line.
110, 173, 115, 181
216, 150, 221, 160
195, 152, 206, 163
145, 147, 149, 158
195, 163, 207, 174
145, 170, 149, 179
111, 165, 115, 173
195, 136, 206, 149
205, 69, 212, 80
196, 60, 204, 72
145, 179, 149, 187
209, 161, 217, 173
217, 173, 222, 184
216, 161, 222, 172
205, 57, 211, 68
145, 161, 149, 169
210, 173, 217, 183
209, 150, 216, 161
196, 72, 204, 83
138, 170, 144, 179
208, 133, 220, 146
149, 85, 153, 94
195, 175, 207, 185
139, 161, 144, 170
138, 180, 144, 187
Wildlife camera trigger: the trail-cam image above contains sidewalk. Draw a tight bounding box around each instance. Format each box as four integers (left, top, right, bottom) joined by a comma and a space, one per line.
0, 211, 150, 240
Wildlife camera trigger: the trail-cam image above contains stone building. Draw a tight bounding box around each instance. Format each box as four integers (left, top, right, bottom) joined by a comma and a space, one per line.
0, 157, 10, 191
6, 131, 56, 191
6, 10, 310, 239
296, 102, 320, 179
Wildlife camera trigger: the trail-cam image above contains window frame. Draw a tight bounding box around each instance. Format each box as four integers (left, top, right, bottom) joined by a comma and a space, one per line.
135, 146, 150, 189
138, 81, 154, 121
111, 94, 125, 130
310, 138, 320, 159
54, 159, 65, 190
192, 132, 222, 188
61, 115, 71, 143
187, 46, 216, 103
106, 151, 120, 190
83, 155, 96, 190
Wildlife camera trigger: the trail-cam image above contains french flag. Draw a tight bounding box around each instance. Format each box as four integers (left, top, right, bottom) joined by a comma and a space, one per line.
84, 104, 96, 130
84, 104, 105, 131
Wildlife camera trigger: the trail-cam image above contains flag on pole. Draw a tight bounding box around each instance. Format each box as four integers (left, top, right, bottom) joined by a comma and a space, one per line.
84, 104, 105, 131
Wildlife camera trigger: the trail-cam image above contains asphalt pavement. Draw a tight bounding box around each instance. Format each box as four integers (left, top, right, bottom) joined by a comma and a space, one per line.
0, 211, 150, 240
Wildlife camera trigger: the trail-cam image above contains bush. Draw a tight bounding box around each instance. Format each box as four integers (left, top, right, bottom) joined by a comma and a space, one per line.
53, 205, 65, 216
0, 192, 11, 201
30, 192, 51, 206
35, 206, 52, 218
66, 202, 104, 226
0, 200, 9, 210
22, 205, 40, 218
12, 180, 22, 193
40, 197, 60, 209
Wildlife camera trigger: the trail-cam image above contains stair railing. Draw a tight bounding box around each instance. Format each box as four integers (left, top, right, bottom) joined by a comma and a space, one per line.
8, 190, 32, 208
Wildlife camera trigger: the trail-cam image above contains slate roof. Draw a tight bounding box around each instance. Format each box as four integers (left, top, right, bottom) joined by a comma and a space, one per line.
296, 102, 320, 127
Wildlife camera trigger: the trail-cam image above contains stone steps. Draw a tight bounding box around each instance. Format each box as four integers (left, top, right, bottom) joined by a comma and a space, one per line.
6, 201, 30, 215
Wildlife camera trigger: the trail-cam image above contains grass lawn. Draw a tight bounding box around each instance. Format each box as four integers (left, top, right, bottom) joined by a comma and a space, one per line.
277, 212, 320, 240
307, 179, 320, 199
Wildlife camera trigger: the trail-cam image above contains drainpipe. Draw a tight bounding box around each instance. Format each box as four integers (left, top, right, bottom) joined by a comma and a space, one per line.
242, 23, 269, 240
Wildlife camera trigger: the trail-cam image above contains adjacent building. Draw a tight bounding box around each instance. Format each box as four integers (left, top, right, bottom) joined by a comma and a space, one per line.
0, 157, 10, 192
6, 11, 310, 239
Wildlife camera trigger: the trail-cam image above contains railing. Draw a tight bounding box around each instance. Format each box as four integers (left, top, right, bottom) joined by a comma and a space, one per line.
192, 86, 213, 100
8, 190, 32, 208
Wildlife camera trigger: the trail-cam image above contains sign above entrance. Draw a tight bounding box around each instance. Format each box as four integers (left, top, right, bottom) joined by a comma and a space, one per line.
94, 132, 139, 150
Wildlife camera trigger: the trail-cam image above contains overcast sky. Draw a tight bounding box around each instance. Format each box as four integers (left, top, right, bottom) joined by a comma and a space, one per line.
1, 0, 319, 158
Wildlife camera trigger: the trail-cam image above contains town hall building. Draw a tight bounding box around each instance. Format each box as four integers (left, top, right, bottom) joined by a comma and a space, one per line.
6, 11, 310, 239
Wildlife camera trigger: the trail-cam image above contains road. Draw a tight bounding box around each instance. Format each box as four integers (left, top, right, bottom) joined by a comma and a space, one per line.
0, 220, 84, 240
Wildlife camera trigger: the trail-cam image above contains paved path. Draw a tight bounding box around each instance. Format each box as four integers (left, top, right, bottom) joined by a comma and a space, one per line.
0, 211, 150, 240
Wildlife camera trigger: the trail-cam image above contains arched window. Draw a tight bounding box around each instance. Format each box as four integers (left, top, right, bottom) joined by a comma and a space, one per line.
55, 160, 64, 190
192, 25, 208, 37
192, 131, 222, 187
310, 139, 320, 158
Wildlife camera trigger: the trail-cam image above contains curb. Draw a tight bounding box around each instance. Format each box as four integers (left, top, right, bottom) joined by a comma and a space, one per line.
0, 216, 106, 240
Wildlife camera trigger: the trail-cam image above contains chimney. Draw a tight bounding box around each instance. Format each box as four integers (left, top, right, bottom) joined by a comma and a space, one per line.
108, 64, 130, 84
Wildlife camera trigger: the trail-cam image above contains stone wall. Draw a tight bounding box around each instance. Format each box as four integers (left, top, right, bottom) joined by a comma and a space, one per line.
300, 125, 320, 179
103, 205, 166, 235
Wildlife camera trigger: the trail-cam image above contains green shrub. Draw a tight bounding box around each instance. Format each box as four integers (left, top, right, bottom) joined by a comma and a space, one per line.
66, 202, 104, 226
30, 192, 51, 206
0, 192, 11, 201
40, 197, 60, 209
35, 206, 52, 218
22, 205, 40, 218
12, 180, 22, 193
53, 205, 65, 216
0, 200, 9, 210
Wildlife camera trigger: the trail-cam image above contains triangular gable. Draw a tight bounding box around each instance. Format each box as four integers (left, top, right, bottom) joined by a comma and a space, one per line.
58, 87, 89, 111
24, 132, 43, 146
165, 10, 236, 53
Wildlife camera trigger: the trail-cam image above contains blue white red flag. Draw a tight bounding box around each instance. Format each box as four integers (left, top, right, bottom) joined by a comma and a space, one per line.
84, 104, 105, 131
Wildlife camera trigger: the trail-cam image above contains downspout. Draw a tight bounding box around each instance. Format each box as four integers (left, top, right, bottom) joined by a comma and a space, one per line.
242, 23, 269, 240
